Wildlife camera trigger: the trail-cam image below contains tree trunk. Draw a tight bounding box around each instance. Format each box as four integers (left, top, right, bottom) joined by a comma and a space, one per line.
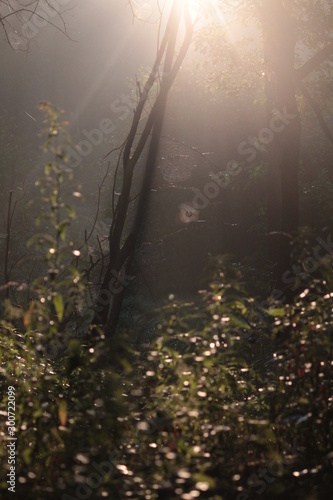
92, 0, 193, 336
260, 0, 301, 290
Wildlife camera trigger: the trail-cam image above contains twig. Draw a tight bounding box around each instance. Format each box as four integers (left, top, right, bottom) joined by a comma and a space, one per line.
0, 1, 74, 50
4, 191, 13, 298
79, 161, 112, 248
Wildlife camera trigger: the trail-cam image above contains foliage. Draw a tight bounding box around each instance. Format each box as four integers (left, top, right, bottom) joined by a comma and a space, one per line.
300, 168, 333, 228
1, 212, 333, 499
113, 257, 333, 499
0, 103, 127, 499
0, 0, 333, 497
18, 103, 91, 344
192, 23, 264, 99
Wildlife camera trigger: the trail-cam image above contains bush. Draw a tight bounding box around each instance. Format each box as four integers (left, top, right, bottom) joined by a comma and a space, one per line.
0, 106, 332, 499
113, 257, 333, 499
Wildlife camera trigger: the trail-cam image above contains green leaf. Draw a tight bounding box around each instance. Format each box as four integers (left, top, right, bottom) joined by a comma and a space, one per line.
58, 400, 67, 426
192, 473, 215, 488
267, 308, 285, 317
45, 163, 53, 175
33, 407, 42, 418
53, 293, 64, 322
65, 204, 75, 218
36, 213, 52, 227
22, 447, 33, 465
56, 220, 70, 241
27, 233, 56, 248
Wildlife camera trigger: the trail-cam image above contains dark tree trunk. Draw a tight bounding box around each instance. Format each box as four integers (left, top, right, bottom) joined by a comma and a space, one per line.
106, 44, 177, 336
260, 0, 301, 290
92, 1, 193, 336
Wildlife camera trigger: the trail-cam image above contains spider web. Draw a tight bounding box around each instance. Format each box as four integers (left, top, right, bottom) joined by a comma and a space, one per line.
157, 138, 204, 183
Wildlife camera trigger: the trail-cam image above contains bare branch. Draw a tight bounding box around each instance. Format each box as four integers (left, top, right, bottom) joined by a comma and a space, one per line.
296, 41, 333, 81
0, 0, 73, 50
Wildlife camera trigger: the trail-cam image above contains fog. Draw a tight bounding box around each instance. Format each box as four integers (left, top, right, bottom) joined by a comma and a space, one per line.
1, 0, 333, 300
1, 3, 333, 497
0, 1, 162, 279
0, 0, 250, 297
1, 1, 158, 137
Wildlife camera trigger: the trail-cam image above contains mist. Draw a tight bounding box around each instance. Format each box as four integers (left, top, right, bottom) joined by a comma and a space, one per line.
1, 2, 333, 498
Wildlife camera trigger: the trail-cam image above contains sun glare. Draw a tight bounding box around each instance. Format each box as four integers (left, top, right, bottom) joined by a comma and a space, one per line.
187, 0, 205, 18
129, 0, 227, 32
185, 0, 224, 23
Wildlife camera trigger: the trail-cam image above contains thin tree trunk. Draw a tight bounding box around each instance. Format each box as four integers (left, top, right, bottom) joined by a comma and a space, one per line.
260, 0, 301, 290
93, 1, 193, 336
106, 9, 181, 336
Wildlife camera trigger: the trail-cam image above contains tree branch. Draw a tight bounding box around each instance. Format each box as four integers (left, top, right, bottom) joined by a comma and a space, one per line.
0, 1, 72, 50
296, 41, 333, 81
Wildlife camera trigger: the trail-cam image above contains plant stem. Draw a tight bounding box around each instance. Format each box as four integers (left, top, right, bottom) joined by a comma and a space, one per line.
4, 190, 13, 299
